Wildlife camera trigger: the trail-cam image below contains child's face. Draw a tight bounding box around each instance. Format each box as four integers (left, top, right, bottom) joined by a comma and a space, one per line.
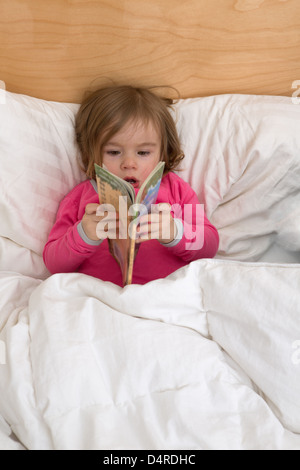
101, 119, 161, 189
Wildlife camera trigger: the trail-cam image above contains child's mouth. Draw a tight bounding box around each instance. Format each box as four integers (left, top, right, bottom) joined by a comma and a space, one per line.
124, 177, 139, 188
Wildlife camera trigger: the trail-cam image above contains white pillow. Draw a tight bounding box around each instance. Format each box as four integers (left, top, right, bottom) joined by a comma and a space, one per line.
1, 89, 300, 278
173, 94, 300, 260
0, 91, 84, 277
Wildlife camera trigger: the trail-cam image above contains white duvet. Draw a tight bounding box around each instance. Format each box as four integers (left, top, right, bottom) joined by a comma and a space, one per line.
1, 91, 300, 449
0, 259, 299, 450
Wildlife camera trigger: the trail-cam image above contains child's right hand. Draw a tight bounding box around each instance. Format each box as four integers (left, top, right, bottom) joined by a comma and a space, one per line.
81, 204, 103, 241
81, 203, 120, 241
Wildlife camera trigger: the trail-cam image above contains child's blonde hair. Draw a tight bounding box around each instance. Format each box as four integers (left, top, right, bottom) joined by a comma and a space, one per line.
75, 85, 184, 179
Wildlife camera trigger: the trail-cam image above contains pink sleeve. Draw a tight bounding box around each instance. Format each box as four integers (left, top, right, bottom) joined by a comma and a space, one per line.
167, 181, 219, 262
43, 194, 100, 274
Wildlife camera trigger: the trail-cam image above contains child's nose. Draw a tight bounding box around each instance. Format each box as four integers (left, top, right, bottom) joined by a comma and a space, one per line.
121, 154, 137, 169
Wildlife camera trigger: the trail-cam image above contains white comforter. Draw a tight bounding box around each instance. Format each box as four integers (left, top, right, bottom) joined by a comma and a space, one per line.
0, 259, 299, 450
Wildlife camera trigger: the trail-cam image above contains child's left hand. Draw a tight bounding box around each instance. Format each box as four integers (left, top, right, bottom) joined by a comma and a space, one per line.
135, 203, 176, 244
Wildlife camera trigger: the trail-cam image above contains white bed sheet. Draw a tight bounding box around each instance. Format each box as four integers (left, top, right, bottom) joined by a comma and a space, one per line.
0, 259, 299, 450
0, 415, 25, 450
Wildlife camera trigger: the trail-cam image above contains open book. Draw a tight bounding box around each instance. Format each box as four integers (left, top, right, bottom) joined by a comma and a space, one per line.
94, 161, 165, 286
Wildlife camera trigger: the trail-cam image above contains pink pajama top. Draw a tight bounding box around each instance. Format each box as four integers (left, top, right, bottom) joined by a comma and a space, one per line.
43, 172, 219, 287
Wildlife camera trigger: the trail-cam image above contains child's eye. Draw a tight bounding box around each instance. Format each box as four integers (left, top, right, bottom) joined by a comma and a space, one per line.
107, 150, 120, 156
138, 151, 150, 156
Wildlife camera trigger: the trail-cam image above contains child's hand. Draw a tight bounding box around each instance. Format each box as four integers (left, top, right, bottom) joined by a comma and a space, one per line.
135, 203, 176, 244
81, 204, 103, 241
81, 203, 119, 241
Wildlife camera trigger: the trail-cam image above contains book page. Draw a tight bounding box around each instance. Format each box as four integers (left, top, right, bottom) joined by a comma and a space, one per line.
95, 164, 132, 286
94, 164, 135, 206
126, 162, 165, 285
135, 161, 165, 208
94, 162, 165, 286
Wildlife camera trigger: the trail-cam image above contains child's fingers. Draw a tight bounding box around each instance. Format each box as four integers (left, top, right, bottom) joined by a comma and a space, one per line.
83, 204, 119, 240
138, 213, 159, 225
96, 224, 119, 240
85, 203, 99, 215
136, 214, 160, 240
151, 203, 171, 214
96, 204, 119, 218
136, 211, 174, 242
96, 212, 120, 239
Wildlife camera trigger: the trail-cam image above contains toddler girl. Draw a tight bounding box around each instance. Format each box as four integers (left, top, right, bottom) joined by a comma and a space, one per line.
43, 85, 219, 286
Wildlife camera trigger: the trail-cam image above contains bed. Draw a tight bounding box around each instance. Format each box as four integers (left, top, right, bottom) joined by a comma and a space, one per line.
0, 0, 300, 451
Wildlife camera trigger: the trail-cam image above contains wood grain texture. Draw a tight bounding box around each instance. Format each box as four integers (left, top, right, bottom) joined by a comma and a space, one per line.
0, 0, 299, 102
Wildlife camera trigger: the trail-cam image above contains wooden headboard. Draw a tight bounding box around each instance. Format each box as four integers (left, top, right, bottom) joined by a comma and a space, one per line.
0, 0, 299, 103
